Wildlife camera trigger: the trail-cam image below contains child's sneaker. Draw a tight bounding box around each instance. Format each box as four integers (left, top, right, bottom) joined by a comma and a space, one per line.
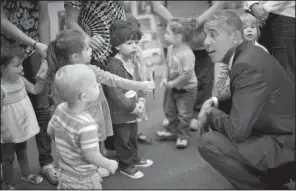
98, 167, 110, 177
134, 159, 153, 168
176, 138, 188, 149
120, 167, 144, 179
3, 183, 16, 190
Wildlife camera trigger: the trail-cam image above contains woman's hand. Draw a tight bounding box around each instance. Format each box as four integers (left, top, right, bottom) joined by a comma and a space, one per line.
35, 42, 48, 58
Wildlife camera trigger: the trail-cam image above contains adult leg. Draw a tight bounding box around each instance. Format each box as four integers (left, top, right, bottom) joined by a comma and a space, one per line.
270, 14, 295, 83
193, 50, 214, 118
22, 53, 57, 184
198, 131, 266, 189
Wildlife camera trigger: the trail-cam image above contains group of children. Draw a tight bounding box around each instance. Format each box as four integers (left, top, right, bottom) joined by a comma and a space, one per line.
1, 11, 268, 189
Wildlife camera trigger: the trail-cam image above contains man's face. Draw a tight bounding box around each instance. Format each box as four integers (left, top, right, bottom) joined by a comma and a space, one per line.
204, 20, 236, 63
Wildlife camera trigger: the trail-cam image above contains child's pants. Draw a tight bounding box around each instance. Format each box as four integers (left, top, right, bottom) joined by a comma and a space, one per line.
164, 87, 197, 139
113, 122, 140, 169
57, 169, 102, 190
1, 142, 30, 185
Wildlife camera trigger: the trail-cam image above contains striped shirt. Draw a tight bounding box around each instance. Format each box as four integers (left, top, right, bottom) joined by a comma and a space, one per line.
47, 102, 100, 177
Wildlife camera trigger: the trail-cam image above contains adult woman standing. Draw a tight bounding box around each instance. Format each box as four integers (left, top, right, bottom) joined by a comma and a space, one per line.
64, 1, 126, 70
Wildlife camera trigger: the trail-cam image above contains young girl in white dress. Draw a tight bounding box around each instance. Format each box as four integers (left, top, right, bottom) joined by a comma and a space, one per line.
1, 46, 48, 189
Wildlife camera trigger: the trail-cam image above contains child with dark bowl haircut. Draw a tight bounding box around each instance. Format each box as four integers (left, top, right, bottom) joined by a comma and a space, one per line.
105, 20, 153, 179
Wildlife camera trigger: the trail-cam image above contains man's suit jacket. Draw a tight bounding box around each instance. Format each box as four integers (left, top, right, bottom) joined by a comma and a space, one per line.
208, 41, 295, 171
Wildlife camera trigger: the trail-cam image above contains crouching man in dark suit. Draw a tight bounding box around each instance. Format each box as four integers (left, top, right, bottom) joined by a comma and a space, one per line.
197, 11, 295, 189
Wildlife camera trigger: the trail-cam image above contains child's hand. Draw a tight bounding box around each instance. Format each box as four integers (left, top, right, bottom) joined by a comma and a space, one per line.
132, 102, 144, 115
107, 160, 118, 174
36, 60, 48, 79
137, 100, 145, 113
142, 81, 155, 92
160, 78, 167, 88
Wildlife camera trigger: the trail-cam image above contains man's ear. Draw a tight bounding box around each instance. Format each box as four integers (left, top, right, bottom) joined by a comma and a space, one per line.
79, 92, 87, 102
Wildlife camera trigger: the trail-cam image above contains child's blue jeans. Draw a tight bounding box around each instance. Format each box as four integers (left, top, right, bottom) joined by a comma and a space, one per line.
164, 87, 197, 139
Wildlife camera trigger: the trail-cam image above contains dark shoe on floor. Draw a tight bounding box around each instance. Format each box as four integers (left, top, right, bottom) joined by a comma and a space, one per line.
134, 158, 153, 168
138, 134, 152, 144
155, 130, 177, 140
176, 138, 188, 149
120, 167, 144, 179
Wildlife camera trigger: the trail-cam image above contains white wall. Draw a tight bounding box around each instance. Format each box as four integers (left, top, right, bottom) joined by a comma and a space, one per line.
48, 1, 65, 40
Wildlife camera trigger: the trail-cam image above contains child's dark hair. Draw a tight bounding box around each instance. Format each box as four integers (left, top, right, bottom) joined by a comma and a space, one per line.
47, 30, 87, 80
0, 45, 25, 76
168, 17, 204, 48
110, 20, 143, 49
126, 13, 140, 28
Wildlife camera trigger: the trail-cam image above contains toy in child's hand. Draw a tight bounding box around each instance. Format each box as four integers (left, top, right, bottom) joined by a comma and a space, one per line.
36, 59, 48, 79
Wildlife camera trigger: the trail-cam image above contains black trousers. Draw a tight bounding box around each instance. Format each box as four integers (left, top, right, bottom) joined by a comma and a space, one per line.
22, 53, 53, 168
259, 13, 295, 83
192, 49, 214, 118
113, 122, 140, 169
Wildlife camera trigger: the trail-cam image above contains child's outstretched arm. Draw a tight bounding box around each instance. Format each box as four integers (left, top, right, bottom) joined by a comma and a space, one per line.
88, 64, 155, 92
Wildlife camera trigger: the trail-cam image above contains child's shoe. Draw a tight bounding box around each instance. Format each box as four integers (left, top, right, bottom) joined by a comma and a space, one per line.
21, 174, 43, 184
120, 167, 144, 179
176, 138, 188, 149
98, 167, 110, 178
134, 159, 153, 168
3, 183, 16, 190
156, 130, 177, 140
138, 134, 152, 144
42, 164, 58, 185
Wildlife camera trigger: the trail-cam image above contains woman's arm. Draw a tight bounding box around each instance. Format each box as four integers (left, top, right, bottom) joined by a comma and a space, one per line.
196, 1, 225, 25
64, 2, 89, 37
21, 76, 45, 95
151, 1, 173, 22
38, 2, 50, 46
1, 5, 37, 50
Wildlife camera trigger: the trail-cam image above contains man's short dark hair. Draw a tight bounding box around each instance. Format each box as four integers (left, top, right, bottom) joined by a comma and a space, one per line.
204, 11, 243, 34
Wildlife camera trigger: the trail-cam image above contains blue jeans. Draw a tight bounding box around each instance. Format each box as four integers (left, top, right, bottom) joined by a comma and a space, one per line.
164, 87, 197, 139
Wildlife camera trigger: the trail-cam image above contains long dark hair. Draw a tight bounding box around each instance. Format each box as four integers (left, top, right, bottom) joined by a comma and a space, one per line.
47, 30, 87, 81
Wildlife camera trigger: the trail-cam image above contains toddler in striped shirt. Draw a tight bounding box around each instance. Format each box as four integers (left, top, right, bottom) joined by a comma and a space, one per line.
47, 64, 118, 190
